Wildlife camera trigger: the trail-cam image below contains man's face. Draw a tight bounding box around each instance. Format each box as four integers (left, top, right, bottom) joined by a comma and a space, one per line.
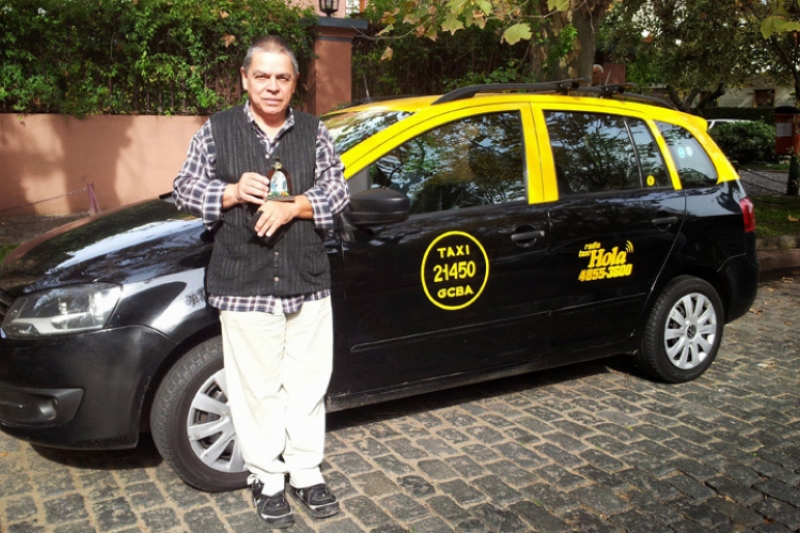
241, 50, 297, 125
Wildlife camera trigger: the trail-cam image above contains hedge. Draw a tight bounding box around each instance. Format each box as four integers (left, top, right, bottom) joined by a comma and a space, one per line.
709, 120, 780, 165
697, 107, 777, 125
0, 0, 316, 117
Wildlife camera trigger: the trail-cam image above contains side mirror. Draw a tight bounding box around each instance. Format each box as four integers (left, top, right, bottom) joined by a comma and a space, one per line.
344, 189, 410, 227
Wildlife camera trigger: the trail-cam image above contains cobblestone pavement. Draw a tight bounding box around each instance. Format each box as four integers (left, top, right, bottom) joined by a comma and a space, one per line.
1, 272, 798, 533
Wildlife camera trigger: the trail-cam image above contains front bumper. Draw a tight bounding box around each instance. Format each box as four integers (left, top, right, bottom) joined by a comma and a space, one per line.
0, 384, 83, 425
0, 326, 175, 449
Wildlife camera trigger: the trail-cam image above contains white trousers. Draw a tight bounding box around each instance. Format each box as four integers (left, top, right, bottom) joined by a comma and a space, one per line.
220, 298, 333, 496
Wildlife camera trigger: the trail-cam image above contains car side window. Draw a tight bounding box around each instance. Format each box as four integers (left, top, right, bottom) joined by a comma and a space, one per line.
367, 112, 526, 214
656, 122, 718, 187
545, 111, 670, 195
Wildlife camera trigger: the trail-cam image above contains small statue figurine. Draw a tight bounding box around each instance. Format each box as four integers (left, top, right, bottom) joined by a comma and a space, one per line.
267, 158, 293, 201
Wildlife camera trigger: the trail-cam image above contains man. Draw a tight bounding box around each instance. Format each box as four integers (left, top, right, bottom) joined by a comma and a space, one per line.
173, 35, 348, 529
591, 64, 605, 86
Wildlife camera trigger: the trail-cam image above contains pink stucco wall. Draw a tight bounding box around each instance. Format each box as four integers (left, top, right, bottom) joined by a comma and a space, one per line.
0, 114, 206, 215
0, 14, 361, 216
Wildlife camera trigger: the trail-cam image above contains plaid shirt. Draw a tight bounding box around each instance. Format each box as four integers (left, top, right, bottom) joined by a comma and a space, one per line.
173, 103, 348, 314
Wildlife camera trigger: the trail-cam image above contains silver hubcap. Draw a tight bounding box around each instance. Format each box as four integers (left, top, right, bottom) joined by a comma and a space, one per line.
186, 369, 245, 473
664, 292, 717, 370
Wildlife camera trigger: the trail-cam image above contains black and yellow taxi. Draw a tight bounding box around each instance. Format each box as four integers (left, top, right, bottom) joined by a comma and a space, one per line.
0, 82, 758, 491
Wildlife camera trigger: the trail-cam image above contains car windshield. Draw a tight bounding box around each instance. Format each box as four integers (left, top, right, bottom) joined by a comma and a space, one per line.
322, 109, 412, 154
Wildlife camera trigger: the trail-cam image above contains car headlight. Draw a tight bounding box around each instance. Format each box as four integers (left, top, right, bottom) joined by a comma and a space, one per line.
2, 284, 122, 338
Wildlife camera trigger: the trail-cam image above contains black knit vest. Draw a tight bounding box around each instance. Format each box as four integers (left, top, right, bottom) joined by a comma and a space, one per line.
207, 106, 330, 297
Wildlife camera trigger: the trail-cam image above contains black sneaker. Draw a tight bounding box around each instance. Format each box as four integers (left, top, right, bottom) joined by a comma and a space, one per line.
291, 483, 340, 519
248, 475, 294, 529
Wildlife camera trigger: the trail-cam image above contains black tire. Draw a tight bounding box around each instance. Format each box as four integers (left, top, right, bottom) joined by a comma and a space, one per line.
151, 337, 248, 492
638, 276, 724, 383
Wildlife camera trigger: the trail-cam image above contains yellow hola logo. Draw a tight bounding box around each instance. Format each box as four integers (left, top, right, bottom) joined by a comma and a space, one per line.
577, 240, 635, 282
421, 231, 490, 310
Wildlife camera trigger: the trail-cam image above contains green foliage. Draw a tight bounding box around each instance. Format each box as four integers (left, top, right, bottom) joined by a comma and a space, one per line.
443, 60, 537, 90
600, 0, 755, 110
600, 0, 799, 111
752, 194, 800, 237
760, 0, 800, 38
503, 23, 533, 45
352, 0, 550, 99
0, 0, 315, 116
366, 0, 609, 79
352, 19, 533, 98
709, 121, 780, 166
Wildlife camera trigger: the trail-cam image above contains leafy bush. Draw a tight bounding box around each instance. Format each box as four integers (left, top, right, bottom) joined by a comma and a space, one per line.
0, 0, 315, 116
351, 0, 555, 100
709, 121, 779, 165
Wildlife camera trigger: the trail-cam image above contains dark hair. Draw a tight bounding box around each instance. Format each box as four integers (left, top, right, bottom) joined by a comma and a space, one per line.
243, 36, 299, 76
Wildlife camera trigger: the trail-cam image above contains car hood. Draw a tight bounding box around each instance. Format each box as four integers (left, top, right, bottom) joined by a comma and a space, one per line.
0, 197, 209, 296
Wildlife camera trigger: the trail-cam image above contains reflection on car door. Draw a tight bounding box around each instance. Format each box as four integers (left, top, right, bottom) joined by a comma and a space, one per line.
341, 109, 551, 393
543, 111, 686, 351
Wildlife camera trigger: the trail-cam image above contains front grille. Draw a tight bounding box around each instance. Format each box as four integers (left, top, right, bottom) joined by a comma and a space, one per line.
0, 289, 13, 323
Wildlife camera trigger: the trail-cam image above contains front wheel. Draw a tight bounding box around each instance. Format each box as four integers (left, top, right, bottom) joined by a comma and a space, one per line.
638, 276, 724, 383
151, 337, 248, 491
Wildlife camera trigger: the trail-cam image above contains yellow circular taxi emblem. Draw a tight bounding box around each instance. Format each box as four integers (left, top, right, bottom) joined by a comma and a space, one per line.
421, 231, 489, 310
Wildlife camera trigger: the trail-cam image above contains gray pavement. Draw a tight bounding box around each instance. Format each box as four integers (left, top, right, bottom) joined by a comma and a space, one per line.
739, 169, 791, 197
1, 272, 799, 533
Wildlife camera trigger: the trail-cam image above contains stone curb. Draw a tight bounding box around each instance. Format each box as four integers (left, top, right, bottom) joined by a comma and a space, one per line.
757, 236, 800, 273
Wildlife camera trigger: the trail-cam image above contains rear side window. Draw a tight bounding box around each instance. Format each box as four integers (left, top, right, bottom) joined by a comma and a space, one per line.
629, 120, 671, 188
656, 122, 718, 187
545, 112, 670, 196
366, 111, 526, 215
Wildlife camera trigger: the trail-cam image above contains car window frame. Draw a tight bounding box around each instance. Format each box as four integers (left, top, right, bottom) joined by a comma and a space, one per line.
366, 110, 530, 216
532, 104, 682, 201
342, 103, 541, 208
544, 111, 650, 196
652, 119, 743, 189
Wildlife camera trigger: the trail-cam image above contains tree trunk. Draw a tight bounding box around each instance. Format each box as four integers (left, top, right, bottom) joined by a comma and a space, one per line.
527, 0, 613, 82
571, 7, 598, 79
695, 83, 726, 110
788, 154, 799, 196
789, 74, 800, 197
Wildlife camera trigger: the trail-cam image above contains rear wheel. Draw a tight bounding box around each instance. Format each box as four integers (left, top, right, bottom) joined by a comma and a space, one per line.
638, 276, 724, 383
151, 337, 248, 491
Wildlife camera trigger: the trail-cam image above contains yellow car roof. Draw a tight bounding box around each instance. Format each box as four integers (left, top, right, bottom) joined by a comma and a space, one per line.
329, 95, 439, 115
329, 88, 707, 132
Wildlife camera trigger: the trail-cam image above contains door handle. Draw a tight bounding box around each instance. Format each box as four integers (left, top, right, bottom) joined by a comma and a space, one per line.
511, 230, 545, 242
652, 216, 679, 227
511, 229, 545, 248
